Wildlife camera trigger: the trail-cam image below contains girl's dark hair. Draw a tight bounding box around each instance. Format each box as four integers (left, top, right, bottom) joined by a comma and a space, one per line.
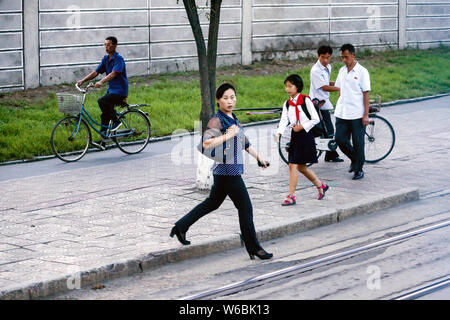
216, 83, 236, 100
284, 74, 303, 93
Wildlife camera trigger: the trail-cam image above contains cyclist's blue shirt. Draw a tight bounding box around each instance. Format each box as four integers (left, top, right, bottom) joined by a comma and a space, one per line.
96, 51, 128, 97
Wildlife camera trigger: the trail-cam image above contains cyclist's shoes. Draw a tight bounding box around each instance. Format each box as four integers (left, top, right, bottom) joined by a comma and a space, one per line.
91, 141, 106, 151
109, 121, 122, 132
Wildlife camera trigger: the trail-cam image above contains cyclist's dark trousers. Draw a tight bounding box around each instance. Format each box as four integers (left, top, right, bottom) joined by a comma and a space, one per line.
320, 109, 340, 160
335, 117, 365, 172
98, 93, 125, 133
175, 175, 262, 254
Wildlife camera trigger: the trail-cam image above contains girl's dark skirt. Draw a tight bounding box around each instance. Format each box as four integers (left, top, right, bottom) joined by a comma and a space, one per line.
288, 128, 318, 164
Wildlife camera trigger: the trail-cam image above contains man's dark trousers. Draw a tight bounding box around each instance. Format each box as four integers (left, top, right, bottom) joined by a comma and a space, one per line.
98, 93, 125, 133
321, 109, 340, 160
335, 117, 365, 171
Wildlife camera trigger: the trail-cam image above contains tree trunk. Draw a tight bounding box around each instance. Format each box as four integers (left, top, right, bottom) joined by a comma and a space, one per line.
182, 0, 222, 190
207, 0, 222, 115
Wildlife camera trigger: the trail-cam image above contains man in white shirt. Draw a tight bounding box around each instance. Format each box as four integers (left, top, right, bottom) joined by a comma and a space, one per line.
309, 45, 343, 163
334, 44, 371, 180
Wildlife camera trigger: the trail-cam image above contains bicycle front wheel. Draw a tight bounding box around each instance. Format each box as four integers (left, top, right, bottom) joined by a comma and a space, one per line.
115, 109, 151, 154
51, 116, 91, 162
364, 114, 395, 163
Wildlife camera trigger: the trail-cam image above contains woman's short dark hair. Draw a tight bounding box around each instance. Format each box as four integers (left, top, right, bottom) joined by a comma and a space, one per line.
106, 36, 118, 45
284, 74, 303, 93
340, 43, 356, 54
216, 83, 236, 100
318, 45, 333, 56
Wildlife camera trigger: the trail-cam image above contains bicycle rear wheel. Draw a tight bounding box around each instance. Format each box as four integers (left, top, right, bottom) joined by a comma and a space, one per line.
364, 114, 395, 163
278, 127, 322, 166
115, 109, 151, 154
51, 116, 91, 162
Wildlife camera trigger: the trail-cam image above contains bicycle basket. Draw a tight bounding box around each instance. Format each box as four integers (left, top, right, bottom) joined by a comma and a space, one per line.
56, 93, 84, 114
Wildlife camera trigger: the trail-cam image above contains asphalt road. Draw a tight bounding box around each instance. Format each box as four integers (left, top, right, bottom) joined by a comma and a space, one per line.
46, 189, 450, 300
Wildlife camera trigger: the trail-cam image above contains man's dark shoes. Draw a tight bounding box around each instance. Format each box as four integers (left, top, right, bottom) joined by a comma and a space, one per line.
325, 157, 344, 163
170, 225, 190, 245
352, 170, 364, 180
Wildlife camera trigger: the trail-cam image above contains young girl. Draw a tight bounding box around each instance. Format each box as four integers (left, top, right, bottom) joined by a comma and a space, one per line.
276, 74, 329, 206
171, 83, 273, 260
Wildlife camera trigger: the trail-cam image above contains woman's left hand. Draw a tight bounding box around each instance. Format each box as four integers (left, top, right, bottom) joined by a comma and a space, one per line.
293, 124, 303, 132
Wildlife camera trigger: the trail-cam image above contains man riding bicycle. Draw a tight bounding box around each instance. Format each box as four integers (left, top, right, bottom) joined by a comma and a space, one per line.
76, 36, 128, 150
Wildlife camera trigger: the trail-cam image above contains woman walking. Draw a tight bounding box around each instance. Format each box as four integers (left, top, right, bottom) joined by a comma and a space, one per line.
276, 74, 329, 206
170, 83, 273, 260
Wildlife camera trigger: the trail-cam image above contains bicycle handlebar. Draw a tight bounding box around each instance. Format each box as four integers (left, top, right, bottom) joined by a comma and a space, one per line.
75, 82, 94, 93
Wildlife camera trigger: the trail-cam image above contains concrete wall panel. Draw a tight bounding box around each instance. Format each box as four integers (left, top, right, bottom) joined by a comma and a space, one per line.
0, 50, 22, 69
39, 0, 147, 10
0, 70, 23, 87
150, 24, 240, 42
40, 60, 149, 86
331, 5, 398, 18
0, 33, 22, 50
151, 39, 240, 60
40, 27, 149, 48
0, 14, 22, 31
407, 17, 450, 29
331, 18, 398, 33
151, 0, 241, 9
253, 20, 329, 37
408, 4, 450, 16
150, 7, 241, 26
254, 6, 328, 21
0, 1, 22, 11
40, 44, 149, 67
331, 32, 398, 47
407, 30, 450, 43
39, 10, 148, 29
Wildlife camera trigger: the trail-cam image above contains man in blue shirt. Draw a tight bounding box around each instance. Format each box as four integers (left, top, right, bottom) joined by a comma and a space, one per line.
77, 36, 128, 149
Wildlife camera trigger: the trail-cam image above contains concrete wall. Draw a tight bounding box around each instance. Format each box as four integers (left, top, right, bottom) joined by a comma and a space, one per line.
1, 0, 449, 91
406, 0, 450, 48
0, 1, 24, 92
251, 0, 400, 60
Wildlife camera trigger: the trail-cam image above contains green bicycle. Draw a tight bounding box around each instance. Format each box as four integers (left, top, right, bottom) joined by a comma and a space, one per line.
50, 83, 151, 162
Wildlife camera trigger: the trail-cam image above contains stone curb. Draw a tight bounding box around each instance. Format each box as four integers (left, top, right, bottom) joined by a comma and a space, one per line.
0, 187, 419, 300
1, 92, 448, 167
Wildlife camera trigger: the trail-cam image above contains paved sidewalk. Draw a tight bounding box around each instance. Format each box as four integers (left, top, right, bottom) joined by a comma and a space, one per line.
1, 95, 449, 299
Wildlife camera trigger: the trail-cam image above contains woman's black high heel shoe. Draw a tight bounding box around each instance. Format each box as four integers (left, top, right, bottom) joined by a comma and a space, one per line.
170, 225, 190, 245
247, 248, 273, 260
